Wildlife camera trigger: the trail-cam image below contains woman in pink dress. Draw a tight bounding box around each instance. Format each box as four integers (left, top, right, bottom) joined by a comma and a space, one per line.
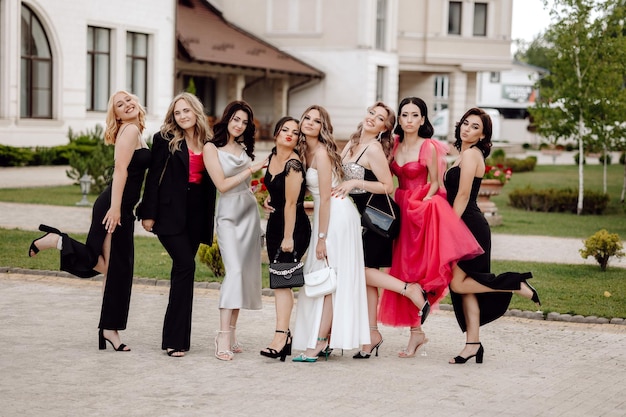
370, 97, 483, 357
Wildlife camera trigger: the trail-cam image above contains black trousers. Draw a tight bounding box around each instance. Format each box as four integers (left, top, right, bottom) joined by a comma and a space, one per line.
58, 186, 135, 330
159, 184, 204, 351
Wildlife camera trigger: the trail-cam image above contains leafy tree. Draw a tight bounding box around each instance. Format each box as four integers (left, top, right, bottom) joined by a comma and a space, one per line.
515, 33, 553, 80
529, 0, 626, 214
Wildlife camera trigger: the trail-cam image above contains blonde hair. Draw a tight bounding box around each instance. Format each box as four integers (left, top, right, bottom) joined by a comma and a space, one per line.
348, 101, 396, 159
104, 90, 146, 144
297, 105, 344, 180
160, 92, 213, 153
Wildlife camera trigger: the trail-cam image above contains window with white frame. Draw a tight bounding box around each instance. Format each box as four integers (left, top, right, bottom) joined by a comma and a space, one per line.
448, 1, 462, 35
20, 4, 53, 119
473, 2, 488, 36
375, 0, 387, 50
433, 75, 449, 112
126, 32, 148, 106
376, 66, 386, 102
268, 0, 320, 34
87, 26, 111, 112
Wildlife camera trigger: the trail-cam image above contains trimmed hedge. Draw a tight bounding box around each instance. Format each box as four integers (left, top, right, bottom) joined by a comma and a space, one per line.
508, 186, 610, 214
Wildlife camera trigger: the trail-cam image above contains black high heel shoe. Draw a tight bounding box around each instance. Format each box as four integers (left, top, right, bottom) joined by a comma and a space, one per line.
401, 283, 431, 325
353, 339, 383, 359
260, 329, 292, 362
523, 281, 542, 306
353, 326, 383, 359
28, 224, 62, 257
98, 329, 131, 352
449, 342, 483, 364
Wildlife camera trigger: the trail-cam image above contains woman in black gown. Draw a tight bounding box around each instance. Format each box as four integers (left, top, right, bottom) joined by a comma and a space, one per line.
445, 107, 540, 364
260, 117, 311, 361
28, 90, 150, 351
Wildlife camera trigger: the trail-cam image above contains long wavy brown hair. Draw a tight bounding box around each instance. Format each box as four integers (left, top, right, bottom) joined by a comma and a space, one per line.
347, 101, 396, 159
104, 90, 146, 145
160, 92, 212, 153
297, 105, 343, 180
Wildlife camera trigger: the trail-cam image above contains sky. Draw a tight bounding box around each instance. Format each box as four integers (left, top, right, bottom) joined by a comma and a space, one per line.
511, 0, 553, 42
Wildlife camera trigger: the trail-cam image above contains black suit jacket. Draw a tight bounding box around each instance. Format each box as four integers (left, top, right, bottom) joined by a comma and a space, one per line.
138, 132, 216, 245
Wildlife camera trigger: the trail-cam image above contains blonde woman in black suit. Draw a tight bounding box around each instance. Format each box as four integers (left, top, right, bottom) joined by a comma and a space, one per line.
138, 92, 217, 357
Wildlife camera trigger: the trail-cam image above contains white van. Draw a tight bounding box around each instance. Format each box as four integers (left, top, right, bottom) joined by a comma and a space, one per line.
432, 108, 501, 141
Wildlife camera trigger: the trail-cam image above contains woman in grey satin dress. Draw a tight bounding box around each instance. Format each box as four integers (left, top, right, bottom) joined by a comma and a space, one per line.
203, 101, 267, 361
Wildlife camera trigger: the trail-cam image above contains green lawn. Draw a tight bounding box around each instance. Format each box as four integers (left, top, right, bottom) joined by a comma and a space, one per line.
491, 163, 626, 238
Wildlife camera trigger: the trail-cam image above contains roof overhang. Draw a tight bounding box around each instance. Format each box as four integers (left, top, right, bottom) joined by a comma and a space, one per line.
177, 0, 324, 79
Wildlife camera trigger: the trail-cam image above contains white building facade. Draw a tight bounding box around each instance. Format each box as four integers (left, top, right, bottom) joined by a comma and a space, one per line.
213, 0, 514, 141
0, 0, 176, 147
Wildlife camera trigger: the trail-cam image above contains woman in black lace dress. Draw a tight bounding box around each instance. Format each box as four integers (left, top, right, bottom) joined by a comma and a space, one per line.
260, 117, 311, 361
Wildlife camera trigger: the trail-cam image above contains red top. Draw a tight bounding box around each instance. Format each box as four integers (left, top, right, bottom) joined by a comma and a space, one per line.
188, 150, 204, 184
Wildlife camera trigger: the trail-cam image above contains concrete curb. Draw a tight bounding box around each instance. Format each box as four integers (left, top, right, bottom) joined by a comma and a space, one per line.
3, 266, 624, 325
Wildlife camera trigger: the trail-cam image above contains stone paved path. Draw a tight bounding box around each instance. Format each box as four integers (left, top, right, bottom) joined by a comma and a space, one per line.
1, 272, 625, 417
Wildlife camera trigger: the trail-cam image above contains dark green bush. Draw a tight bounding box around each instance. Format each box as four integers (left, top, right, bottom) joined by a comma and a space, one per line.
490, 148, 506, 163
30, 146, 69, 165
508, 186, 610, 214
620, 152, 625, 165
574, 152, 586, 164
598, 153, 612, 165
198, 240, 224, 278
504, 156, 536, 173
0, 145, 34, 166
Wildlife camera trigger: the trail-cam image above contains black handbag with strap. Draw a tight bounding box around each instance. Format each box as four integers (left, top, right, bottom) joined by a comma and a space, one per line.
361, 193, 401, 240
268, 250, 304, 289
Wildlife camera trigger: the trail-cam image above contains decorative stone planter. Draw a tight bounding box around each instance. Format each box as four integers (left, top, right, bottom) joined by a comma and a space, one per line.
478, 179, 504, 226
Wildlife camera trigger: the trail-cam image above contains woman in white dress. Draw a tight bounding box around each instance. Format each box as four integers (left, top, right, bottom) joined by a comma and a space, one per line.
203, 101, 267, 361
291, 105, 370, 362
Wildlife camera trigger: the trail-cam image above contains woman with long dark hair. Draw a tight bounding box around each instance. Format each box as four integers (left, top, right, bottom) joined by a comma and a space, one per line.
371, 97, 483, 358
259, 117, 311, 361
203, 101, 267, 361
445, 107, 540, 364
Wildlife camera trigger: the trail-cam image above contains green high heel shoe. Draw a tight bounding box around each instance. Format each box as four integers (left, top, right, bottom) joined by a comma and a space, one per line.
292, 337, 329, 362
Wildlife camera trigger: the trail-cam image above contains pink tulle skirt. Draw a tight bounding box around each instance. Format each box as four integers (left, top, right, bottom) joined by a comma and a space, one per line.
378, 185, 484, 327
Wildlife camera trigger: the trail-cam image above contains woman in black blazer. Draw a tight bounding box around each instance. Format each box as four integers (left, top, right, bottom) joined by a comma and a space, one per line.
138, 92, 216, 357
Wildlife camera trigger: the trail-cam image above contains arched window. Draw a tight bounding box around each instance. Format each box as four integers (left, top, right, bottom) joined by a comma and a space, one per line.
21, 4, 53, 118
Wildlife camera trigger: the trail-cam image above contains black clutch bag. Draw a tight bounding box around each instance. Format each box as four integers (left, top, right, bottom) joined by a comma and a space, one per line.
268, 250, 304, 289
361, 193, 401, 240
